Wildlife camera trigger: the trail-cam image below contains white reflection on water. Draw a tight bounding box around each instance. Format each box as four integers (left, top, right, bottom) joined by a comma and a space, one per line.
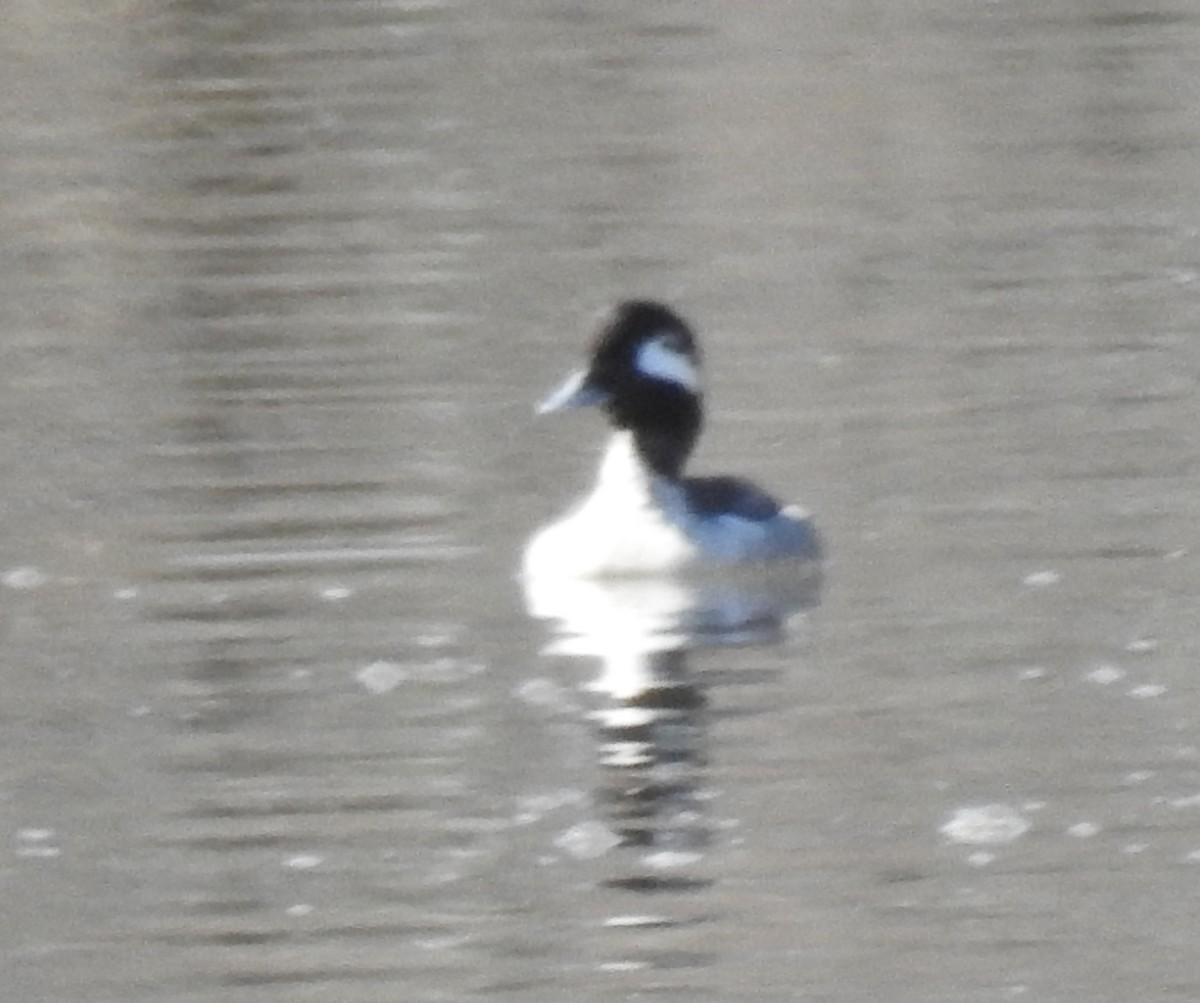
523, 566, 821, 914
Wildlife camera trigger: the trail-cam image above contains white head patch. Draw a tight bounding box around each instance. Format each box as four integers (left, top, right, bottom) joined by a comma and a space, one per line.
634, 334, 700, 391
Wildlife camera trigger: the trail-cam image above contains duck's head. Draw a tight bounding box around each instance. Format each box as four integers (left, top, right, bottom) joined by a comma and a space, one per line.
538, 300, 704, 478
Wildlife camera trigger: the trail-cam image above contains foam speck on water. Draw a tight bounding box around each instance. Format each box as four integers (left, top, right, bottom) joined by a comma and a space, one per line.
1022, 570, 1060, 588
941, 804, 1030, 846
3, 566, 47, 590
356, 660, 407, 694
1084, 664, 1125, 685
555, 820, 620, 859
16, 828, 61, 858
1066, 822, 1100, 839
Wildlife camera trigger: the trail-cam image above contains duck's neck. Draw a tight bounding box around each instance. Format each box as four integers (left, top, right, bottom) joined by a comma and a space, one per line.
594, 432, 669, 508
603, 386, 701, 480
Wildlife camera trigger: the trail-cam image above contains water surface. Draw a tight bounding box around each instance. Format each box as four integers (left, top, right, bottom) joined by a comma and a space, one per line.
4, 1, 1200, 1000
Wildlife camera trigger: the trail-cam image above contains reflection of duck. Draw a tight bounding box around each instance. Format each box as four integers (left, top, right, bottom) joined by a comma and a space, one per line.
524, 572, 821, 656
524, 568, 820, 893
523, 301, 821, 579
590, 647, 712, 886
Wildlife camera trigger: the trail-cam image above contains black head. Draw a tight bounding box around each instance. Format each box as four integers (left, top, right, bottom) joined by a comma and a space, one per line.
539, 300, 704, 478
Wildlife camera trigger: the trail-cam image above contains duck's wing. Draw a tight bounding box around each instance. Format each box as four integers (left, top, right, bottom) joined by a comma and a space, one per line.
682, 475, 783, 521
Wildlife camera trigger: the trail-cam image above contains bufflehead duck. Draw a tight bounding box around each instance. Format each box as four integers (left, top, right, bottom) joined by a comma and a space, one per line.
522, 300, 820, 578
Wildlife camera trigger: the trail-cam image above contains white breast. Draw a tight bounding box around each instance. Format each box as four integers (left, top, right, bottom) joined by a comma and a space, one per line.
522, 434, 699, 578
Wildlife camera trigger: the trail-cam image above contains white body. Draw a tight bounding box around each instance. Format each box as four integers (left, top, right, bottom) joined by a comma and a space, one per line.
523, 433, 817, 579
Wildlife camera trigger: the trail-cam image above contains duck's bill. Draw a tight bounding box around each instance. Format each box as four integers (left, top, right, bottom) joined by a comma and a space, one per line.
537, 369, 610, 414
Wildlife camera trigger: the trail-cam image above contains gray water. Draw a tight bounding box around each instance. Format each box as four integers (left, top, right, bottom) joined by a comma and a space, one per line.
5, 1, 1200, 1000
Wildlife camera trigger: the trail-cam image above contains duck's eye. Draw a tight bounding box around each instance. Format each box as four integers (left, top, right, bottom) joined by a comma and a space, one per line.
659, 331, 684, 353
634, 333, 700, 391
